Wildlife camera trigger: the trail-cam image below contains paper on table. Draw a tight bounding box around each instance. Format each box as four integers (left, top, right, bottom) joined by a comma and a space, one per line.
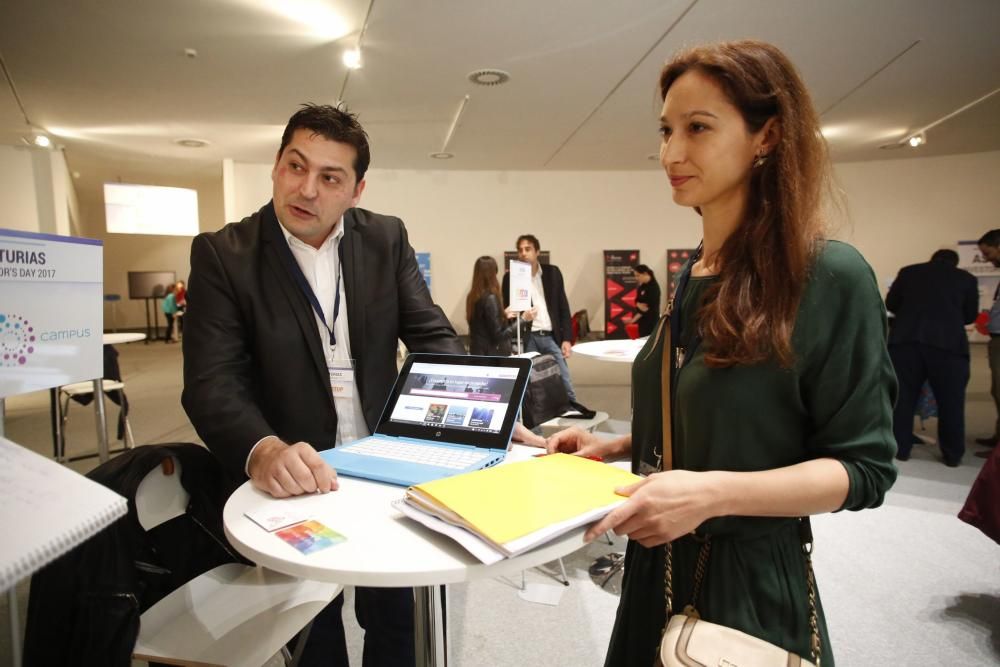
244, 504, 312, 532
393, 500, 505, 565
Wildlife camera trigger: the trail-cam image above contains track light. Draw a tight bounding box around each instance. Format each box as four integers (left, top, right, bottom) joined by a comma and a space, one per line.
32, 134, 51, 148
907, 133, 926, 148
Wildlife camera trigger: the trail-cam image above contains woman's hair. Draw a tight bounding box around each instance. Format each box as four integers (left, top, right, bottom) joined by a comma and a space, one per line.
633, 264, 655, 280
465, 256, 504, 326
659, 40, 832, 368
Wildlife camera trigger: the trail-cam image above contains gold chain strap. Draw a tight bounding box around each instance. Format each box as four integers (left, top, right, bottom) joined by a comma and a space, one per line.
660, 526, 822, 666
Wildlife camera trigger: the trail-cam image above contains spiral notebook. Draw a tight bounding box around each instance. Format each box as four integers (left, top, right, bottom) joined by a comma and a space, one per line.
0, 436, 128, 591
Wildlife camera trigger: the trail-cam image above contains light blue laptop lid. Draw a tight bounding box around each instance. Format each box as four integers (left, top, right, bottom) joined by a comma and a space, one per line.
321, 353, 533, 486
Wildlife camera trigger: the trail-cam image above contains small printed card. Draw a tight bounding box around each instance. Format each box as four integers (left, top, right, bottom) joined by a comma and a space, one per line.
275, 520, 347, 555
244, 505, 313, 532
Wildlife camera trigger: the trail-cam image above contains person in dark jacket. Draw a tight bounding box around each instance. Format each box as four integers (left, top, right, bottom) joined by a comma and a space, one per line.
630, 264, 661, 337
466, 255, 517, 355
886, 248, 979, 465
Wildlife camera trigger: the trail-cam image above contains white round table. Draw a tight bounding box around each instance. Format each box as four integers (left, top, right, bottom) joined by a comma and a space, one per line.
102, 332, 146, 345
223, 446, 589, 666
572, 337, 647, 363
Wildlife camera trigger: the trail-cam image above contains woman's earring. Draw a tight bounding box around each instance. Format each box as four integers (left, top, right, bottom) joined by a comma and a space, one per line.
752, 151, 767, 169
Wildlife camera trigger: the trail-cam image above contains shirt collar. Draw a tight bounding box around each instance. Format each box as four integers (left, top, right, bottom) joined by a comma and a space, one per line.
277, 217, 344, 252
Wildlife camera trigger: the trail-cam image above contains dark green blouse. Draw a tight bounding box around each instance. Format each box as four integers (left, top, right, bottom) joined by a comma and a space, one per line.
605, 241, 898, 666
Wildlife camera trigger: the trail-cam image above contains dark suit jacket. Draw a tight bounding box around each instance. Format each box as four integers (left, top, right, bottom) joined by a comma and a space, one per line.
885, 259, 978, 356
501, 263, 573, 346
181, 202, 464, 480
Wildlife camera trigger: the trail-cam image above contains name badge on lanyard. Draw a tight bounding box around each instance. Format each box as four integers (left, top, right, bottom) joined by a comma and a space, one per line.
329, 359, 356, 399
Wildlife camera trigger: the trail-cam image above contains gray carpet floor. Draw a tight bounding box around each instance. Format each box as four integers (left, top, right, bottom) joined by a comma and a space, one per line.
1, 338, 997, 666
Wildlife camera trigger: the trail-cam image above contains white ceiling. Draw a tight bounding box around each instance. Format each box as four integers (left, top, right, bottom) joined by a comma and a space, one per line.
1, 0, 998, 199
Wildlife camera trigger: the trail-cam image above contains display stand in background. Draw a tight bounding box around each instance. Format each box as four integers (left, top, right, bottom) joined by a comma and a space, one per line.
508, 260, 532, 355
104, 294, 122, 332
0, 228, 107, 667
603, 250, 639, 339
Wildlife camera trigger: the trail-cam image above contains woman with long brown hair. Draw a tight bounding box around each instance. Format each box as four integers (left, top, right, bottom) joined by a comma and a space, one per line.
466, 256, 517, 356
548, 40, 896, 665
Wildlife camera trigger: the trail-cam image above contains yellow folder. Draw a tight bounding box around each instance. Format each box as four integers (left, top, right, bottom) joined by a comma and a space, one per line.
407, 453, 641, 547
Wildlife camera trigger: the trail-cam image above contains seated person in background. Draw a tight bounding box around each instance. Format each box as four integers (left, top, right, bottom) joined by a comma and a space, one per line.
466, 255, 517, 356
629, 264, 661, 337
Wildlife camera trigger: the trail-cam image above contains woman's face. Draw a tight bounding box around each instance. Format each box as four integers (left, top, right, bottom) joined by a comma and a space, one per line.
633, 270, 648, 284
659, 70, 763, 214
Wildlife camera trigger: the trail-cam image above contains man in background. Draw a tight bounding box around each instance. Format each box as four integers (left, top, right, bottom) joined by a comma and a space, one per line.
976, 229, 1000, 455
502, 234, 577, 401
183, 104, 464, 666
886, 248, 978, 466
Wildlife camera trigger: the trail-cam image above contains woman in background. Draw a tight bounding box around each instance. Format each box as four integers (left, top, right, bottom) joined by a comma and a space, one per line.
466, 256, 517, 356
162, 283, 178, 343
630, 264, 661, 337
548, 40, 897, 665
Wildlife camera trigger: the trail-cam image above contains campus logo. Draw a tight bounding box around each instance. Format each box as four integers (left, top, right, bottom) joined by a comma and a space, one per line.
0, 313, 36, 367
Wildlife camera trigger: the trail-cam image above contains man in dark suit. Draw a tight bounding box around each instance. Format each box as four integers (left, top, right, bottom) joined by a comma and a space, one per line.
501, 234, 577, 401
886, 248, 978, 466
182, 104, 464, 666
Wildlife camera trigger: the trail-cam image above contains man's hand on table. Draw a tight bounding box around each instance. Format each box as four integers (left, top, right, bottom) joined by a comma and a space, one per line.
248, 436, 338, 498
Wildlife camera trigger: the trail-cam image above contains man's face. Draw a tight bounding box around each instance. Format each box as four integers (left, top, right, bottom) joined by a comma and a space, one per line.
517, 240, 539, 266
980, 243, 1000, 267
271, 128, 366, 248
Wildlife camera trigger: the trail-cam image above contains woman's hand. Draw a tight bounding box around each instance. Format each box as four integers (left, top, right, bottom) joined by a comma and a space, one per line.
504, 306, 516, 320
584, 470, 721, 546
546, 427, 628, 460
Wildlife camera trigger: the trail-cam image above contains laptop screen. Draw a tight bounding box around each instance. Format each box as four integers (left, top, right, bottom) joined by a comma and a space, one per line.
376, 353, 532, 450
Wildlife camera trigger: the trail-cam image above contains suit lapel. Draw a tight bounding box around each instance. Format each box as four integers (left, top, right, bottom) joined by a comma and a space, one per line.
341, 209, 366, 393
260, 203, 330, 393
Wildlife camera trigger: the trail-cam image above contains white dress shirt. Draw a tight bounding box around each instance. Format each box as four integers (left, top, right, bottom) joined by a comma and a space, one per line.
530, 265, 553, 332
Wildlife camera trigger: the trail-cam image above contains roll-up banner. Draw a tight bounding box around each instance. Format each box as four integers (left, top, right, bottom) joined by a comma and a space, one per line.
604, 250, 639, 339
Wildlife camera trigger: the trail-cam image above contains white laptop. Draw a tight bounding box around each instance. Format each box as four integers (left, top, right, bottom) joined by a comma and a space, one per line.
320, 353, 533, 486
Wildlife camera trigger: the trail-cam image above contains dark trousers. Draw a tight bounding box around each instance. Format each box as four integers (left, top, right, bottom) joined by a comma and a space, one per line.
988, 337, 1000, 439
890, 343, 969, 463
297, 586, 415, 667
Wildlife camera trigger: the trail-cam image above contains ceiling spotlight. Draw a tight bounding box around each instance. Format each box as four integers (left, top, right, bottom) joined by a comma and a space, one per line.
343, 48, 362, 70
907, 133, 926, 148
174, 138, 210, 148
467, 69, 510, 86
33, 134, 51, 148
429, 152, 454, 160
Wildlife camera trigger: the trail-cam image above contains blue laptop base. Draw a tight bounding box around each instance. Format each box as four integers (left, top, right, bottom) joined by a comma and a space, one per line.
320, 439, 506, 487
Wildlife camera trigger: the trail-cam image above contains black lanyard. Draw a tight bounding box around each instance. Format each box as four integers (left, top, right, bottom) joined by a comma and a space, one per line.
669, 242, 704, 370
277, 235, 344, 349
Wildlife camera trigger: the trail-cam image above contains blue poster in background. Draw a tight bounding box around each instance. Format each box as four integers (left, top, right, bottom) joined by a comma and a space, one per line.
416, 253, 431, 290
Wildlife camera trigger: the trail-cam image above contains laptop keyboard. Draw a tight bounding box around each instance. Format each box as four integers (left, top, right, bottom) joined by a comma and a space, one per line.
344, 439, 486, 469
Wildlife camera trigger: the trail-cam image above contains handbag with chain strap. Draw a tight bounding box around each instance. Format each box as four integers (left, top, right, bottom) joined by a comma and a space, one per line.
653, 273, 821, 667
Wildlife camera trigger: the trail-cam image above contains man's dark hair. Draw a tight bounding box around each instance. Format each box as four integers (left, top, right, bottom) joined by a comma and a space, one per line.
930, 249, 959, 267
978, 229, 1000, 247
277, 104, 371, 182
516, 234, 540, 252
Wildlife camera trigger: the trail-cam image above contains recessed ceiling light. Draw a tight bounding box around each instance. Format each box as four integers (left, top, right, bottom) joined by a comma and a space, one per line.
467, 69, 510, 86
174, 138, 210, 148
343, 48, 362, 70
429, 152, 454, 160
33, 135, 51, 148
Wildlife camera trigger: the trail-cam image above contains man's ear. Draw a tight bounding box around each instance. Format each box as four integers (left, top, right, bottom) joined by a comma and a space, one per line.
351, 179, 366, 207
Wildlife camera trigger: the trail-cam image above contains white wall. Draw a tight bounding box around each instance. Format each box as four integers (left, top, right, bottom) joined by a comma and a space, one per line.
76, 170, 226, 330
0, 145, 42, 232
227, 150, 1000, 334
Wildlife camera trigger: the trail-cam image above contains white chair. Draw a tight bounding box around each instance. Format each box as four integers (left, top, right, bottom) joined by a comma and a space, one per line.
132, 459, 342, 667
56, 379, 136, 461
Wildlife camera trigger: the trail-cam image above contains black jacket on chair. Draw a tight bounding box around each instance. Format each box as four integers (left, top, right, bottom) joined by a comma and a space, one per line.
885, 259, 979, 356
23, 444, 243, 667
468, 293, 516, 356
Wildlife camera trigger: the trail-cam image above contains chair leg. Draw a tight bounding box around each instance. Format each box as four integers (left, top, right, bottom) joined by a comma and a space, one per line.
556, 557, 570, 587
59, 393, 71, 461
117, 389, 135, 449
